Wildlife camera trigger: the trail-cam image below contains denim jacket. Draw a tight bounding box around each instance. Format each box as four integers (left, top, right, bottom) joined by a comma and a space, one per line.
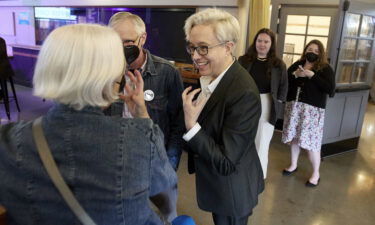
107, 50, 185, 169
0, 103, 177, 225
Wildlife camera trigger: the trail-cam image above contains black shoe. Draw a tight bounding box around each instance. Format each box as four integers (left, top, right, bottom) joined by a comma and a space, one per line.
305, 178, 320, 187
282, 168, 298, 176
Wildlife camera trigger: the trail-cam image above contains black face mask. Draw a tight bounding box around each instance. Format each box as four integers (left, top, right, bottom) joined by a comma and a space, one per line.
118, 46, 140, 93
124, 45, 140, 65
305, 52, 319, 63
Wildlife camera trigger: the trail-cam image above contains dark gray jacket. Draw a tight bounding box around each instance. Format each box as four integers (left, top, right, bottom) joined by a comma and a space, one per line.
239, 58, 288, 125
106, 50, 184, 161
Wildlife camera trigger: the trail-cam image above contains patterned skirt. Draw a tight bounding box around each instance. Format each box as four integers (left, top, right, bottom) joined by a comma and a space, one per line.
282, 101, 325, 152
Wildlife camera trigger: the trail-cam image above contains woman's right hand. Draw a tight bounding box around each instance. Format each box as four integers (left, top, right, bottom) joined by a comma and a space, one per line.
119, 70, 150, 119
182, 86, 206, 130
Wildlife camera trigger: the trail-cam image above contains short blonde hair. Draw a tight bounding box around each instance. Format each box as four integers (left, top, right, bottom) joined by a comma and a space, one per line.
109, 12, 146, 35
184, 8, 240, 45
33, 24, 125, 110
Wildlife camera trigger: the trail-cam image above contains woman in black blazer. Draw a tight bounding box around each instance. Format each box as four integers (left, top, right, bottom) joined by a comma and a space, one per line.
238, 28, 288, 179
182, 8, 264, 225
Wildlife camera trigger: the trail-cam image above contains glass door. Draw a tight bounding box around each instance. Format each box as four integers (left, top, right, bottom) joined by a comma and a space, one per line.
277, 6, 338, 68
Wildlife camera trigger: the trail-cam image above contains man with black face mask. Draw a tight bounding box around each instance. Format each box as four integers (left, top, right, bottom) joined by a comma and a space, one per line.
108, 12, 184, 171
107, 12, 184, 223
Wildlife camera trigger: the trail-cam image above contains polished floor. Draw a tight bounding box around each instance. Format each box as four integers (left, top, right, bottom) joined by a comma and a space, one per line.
177, 102, 375, 225
1, 85, 374, 225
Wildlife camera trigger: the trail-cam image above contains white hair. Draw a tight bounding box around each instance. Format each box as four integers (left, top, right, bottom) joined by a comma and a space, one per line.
109, 12, 146, 35
184, 8, 240, 45
33, 24, 125, 110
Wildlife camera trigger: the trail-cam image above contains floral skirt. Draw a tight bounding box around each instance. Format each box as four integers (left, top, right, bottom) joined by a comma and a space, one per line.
282, 101, 325, 152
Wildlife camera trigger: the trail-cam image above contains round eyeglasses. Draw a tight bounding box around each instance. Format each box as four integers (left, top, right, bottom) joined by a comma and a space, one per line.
186, 42, 226, 56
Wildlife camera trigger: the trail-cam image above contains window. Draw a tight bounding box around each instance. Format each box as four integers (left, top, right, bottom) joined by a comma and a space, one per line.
34, 7, 195, 63
336, 13, 375, 85
282, 15, 331, 68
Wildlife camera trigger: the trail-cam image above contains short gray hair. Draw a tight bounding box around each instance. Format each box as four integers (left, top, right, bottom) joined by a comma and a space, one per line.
109, 12, 146, 35
184, 8, 240, 44
33, 24, 125, 110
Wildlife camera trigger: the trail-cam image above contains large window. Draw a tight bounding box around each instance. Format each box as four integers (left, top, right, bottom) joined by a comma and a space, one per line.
34, 7, 195, 63
336, 13, 375, 85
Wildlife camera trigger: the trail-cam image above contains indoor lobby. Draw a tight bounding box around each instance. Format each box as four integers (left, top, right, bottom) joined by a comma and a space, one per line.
1, 0, 375, 224
0, 83, 374, 225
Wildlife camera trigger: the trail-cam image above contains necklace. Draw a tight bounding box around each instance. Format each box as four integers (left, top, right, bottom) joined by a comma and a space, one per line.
257, 57, 267, 61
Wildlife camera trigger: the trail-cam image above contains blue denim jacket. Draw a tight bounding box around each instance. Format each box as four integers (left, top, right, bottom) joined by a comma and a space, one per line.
0, 104, 177, 225
108, 50, 185, 170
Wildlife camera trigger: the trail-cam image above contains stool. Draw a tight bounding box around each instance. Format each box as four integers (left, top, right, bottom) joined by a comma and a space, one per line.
0, 205, 6, 225
0, 76, 20, 120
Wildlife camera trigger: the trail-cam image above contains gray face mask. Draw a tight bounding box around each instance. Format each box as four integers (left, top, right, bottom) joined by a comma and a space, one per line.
305, 52, 319, 63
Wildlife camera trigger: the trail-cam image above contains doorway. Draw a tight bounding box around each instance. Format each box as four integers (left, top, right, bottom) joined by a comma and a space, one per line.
277, 6, 338, 67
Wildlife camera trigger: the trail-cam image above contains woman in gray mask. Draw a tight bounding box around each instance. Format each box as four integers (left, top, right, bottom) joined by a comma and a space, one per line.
281, 39, 335, 187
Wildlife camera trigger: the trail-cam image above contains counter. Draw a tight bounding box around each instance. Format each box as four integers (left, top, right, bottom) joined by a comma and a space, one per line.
9, 44, 40, 87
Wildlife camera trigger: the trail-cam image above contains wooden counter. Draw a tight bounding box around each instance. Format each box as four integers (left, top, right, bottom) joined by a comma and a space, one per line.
175, 62, 200, 85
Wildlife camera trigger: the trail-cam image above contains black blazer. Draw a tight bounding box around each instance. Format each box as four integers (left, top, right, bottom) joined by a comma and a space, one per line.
238, 56, 288, 125
0, 37, 14, 79
185, 61, 264, 217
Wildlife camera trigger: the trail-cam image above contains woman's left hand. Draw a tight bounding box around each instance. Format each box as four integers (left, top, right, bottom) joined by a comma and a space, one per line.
119, 70, 150, 118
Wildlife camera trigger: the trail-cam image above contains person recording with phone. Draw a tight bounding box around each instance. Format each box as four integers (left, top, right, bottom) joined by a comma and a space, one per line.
108, 12, 185, 171
282, 39, 335, 187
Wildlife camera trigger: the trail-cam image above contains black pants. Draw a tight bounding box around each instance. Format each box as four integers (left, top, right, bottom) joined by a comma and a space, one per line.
212, 213, 249, 225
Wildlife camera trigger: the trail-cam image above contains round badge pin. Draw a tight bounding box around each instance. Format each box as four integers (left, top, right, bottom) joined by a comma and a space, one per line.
144, 90, 155, 101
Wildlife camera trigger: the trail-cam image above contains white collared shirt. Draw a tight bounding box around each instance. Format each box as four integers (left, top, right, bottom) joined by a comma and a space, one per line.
183, 60, 235, 141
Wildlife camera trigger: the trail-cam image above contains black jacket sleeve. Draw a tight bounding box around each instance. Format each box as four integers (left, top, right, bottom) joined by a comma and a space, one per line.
310, 65, 335, 97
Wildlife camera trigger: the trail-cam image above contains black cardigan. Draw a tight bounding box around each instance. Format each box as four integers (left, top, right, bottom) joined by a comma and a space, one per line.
286, 60, 335, 109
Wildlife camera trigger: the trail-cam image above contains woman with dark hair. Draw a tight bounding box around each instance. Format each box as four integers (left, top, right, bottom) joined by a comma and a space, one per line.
239, 28, 288, 179
282, 39, 335, 187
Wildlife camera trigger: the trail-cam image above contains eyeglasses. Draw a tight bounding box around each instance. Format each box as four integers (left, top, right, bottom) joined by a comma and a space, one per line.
186, 42, 226, 56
